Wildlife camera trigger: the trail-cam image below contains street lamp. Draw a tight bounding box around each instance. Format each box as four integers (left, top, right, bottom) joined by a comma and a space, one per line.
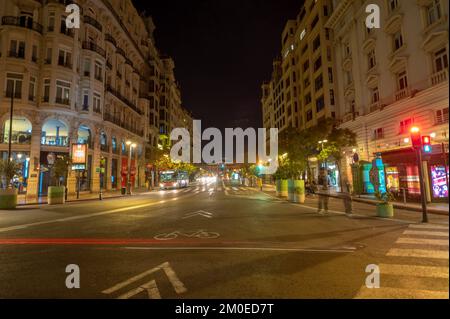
126, 141, 137, 195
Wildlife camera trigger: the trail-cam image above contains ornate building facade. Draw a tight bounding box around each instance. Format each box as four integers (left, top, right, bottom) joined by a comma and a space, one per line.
0, 0, 192, 199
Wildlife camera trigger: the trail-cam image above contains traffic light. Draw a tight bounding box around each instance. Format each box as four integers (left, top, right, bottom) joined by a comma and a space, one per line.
410, 127, 422, 149
422, 135, 432, 153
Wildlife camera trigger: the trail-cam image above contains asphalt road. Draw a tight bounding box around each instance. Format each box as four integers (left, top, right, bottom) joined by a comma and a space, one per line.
0, 180, 448, 299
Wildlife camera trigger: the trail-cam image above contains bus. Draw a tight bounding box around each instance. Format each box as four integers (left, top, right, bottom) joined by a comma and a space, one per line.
159, 170, 189, 190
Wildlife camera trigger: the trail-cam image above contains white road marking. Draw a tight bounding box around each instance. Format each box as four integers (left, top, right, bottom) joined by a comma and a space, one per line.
387, 248, 449, 259
378, 263, 449, 279
102, 262, 186, 297
117, 280, 161, 299
408, 224, 449, 230
123, 246, 356, 253
182, 210, 213, 219
396, 238, 449, 246
403, 230, 449, 237
0, 192, 199, 234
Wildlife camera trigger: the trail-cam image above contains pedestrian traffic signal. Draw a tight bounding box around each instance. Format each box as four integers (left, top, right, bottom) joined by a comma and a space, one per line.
422, 135, 432, 153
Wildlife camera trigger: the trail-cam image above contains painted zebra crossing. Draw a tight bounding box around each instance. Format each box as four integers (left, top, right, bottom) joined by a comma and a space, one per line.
355, 223, 449, 299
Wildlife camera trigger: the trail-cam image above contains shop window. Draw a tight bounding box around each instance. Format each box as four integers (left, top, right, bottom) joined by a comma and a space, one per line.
2, 117, 32, 144
41, 119, 68, 146
77, 125, 92, 148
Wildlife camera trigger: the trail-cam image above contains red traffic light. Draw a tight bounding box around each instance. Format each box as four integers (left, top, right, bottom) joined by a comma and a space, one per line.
422, 136, 431, 145
410, 127, 422, 149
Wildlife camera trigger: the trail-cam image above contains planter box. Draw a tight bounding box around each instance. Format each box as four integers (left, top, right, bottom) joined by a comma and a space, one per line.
292, 180, 305, 204
376, 203, 394, 218
0, 188, 17, 209
48, 186, 66, 205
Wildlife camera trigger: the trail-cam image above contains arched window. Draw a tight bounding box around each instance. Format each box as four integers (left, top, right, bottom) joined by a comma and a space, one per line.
112, 137, 117, 154
100, 132, 108, 152
41, 119, 68, 146
3, 117, 32, 144
77, 125, 92, 148
121, 140, 127, 154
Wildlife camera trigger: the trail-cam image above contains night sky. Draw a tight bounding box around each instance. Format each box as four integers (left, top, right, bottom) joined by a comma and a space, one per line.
133, 0, 304, 131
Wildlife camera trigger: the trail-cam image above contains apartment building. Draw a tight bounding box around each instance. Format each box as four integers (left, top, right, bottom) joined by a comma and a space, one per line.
0, 0, 191, 199
326, 0, 449, 202
261, 0, 337, 181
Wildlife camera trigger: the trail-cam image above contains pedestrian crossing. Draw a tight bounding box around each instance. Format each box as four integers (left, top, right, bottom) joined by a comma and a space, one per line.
166, 184, 263, 198
355, 223, 449, 299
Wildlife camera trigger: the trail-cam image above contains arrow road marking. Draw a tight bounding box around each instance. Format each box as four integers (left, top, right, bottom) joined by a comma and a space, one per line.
102, 262, 187, 299
182, 210, 213, 219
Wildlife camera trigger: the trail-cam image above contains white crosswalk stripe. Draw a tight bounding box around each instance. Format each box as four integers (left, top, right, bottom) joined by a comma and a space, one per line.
355, 222, 449, 299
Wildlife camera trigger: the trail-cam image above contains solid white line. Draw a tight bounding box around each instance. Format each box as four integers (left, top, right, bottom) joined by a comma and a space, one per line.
378, 263, 449, 279
409, 224, 449, 230
387, 248, 449, 259
403, 230, 449, 237
162, 263, 187, 294
142, 280, 162, 299
123, 246, 356, 253
396, 238, 449, 246
0, 193, 199, 234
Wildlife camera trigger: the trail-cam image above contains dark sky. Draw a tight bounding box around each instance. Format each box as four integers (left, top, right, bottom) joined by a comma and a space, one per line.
133, 0, 304, 130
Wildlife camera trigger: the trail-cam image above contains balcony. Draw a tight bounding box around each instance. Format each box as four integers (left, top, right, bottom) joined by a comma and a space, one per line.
395, 88, 409, 101
8, 50, 25, 59
41, 135, 69, 147
105, 34, 117, 47
82, 41, 106, 58
55, 97, 70, 106
106, 85, 143, 115
116, 47, 126, 57
103, 114, 144, 137
1, 131, 31, 145
5, 91, 22, 99
58, 59, 72, 70
430, 69, 448, 86
369, 102, 381, 114
83, 15, 102, 32
1, 16, 43, 34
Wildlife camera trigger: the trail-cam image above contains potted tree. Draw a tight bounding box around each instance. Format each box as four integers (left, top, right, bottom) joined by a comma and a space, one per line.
375, 190, 395, 218
0, 160, 20, 209
293, 181, 306, 204
48, 156, 70, 205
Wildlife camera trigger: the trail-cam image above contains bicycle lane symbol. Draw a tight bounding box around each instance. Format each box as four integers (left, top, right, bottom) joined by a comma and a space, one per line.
153, 230, 220, 241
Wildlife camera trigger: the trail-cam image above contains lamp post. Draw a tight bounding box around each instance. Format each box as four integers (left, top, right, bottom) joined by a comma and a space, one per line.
126, 141, 136, 195
7, 84, 15, 163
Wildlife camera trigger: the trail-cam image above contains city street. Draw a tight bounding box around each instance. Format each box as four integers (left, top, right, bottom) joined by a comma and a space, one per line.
0, 181, 448, 299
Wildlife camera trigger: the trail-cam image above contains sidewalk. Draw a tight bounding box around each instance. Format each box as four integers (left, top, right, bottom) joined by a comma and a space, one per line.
17, 187, 154, 206
262, 184, 449, 215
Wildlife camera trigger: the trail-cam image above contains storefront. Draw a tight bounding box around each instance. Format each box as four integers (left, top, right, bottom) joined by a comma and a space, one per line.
0, 151, 30, 194
121, 157, 136, 189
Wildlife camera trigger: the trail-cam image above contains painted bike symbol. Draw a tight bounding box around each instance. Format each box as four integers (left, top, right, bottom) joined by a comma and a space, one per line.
154, 230, 220, 241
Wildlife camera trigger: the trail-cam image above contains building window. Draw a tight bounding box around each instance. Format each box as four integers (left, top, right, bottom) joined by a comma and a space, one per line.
396, 70, 408, 90
314, 56, 322, 72
371, 87, 380, 104
389, 0, 399, 12
368, 49, 376, 69
28, 76, 36, 102
313, 35, 321, 51
94, 61, 103, 82
393, 31, 404, 51
311, 15, 319, 30
329, 89, 335, 105
399, 118, 413, 134
373, 128, 384, 140
48, 12, 55, 32
32, 45, 38, 63
303, 61, 309, 72
304, 92, 312, 105
436, 108, 449, 124
314, 74, 323, 91
9, 40, 25, 59
58, 49, 72, 68
316, 95, 325, 113
93, 93, 101, 113
427, 0, 442, 25
304, 77, 310, 88
344, 42, 351, 58
45, 47, 52, 64
43, 79, 50, 102
306, 110, 313, 122
434, 48, 448, 73
55, 80, 70, 105
328, 68, 333, 83
5, 73, 23, 98
82, 90, 89, 111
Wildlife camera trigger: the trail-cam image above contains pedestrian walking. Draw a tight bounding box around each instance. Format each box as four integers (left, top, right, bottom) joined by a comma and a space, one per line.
317, 184, 329, 215
257, 178, 263, 191
342, 192, 353, 217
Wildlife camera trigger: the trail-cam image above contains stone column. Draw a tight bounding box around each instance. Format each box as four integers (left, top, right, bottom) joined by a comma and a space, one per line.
66, 129, 78, 196
26, 122, 42, 201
